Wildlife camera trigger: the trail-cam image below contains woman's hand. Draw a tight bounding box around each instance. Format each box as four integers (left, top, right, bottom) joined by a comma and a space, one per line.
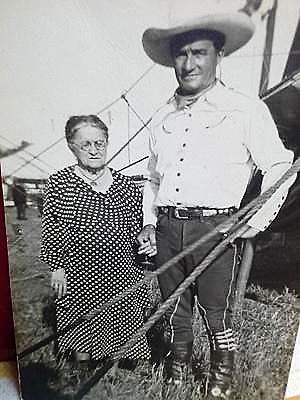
137, 224, 157, 257
51, 268, 67, 298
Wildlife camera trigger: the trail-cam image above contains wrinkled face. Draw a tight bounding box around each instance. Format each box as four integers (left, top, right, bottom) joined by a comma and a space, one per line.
172, 38, 220, 95
69, 124, 108, 171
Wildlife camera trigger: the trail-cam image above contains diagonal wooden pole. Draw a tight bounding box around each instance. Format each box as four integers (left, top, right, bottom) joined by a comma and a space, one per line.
234, 239, 256, 312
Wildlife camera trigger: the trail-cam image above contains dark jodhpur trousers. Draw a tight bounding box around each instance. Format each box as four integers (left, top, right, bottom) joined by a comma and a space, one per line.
156, 213, 240, 344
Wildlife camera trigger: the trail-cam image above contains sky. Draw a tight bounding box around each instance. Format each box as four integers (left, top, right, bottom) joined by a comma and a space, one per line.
0, 0, 299, 179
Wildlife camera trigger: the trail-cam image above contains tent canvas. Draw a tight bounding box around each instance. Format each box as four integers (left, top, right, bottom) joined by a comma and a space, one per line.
1, 0, 299, 180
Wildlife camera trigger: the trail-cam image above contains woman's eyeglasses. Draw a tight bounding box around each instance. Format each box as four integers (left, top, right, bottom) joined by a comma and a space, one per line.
71, 141, 107, 152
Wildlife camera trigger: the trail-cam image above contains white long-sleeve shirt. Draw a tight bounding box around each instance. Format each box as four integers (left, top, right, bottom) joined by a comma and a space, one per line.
143, 81, 295, 231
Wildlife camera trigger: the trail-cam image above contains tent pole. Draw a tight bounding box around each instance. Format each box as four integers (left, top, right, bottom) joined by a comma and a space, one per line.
234, 239, 255, 312
259, 0, 278, 96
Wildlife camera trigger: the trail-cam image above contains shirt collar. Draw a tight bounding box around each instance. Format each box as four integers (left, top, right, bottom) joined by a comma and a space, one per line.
174, 79, 227, 110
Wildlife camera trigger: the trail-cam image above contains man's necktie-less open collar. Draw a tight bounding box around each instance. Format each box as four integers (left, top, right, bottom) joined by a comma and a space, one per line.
174, 79, 217, 110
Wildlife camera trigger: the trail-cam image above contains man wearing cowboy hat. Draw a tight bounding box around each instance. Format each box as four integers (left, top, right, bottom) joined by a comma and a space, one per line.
137, 0, 295, 398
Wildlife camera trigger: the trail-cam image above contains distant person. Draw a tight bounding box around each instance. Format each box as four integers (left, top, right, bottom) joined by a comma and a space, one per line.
12, 181, 27, 220
40, 115, 150, 368
137, 0, 295, 397
35, 190, 44, 217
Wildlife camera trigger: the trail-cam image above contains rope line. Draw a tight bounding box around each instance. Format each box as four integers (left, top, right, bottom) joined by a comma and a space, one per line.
13, 154, 50, 176
72, 360, 115, 400
121, 94, 152, 133
95, 96, 122, 117
17, 156, 300, 359
122, 64, 156, 96
6, 65, 156, 180
71, 157, 300, 397
112, 224, 250, 361
117, 156, 148, 172
69, 217, 254, 399
5, 149, 51, 177
104, 117, 152, 168
0, 135, 57, 172
17, 202, 251, 359
111, 159, 300, 361
0, 139, 51, 175
12, 273, 45, 283
8, 137, 65, 178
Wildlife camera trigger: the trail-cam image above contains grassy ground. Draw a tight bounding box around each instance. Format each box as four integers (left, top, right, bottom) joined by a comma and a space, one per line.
4, 206, 300, 400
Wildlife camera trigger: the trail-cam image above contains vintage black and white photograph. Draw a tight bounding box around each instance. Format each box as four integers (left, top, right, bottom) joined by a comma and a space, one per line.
1, 1, 300, 399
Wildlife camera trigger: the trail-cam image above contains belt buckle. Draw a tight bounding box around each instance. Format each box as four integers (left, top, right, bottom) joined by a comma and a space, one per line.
203, 209, 216, 217
174, 207, 189, 219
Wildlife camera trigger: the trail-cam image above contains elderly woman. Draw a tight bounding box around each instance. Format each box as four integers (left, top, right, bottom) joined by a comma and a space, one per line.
40, 115, 150, 366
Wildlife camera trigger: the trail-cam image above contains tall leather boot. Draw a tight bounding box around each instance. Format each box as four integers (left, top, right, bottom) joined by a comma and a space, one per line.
205, 329, 236, 398
163, 341, 193, 385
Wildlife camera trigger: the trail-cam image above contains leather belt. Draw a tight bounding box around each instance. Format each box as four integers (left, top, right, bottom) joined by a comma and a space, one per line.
157, 206, 237, 220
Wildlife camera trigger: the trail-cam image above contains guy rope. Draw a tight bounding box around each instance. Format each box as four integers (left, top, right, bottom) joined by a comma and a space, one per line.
72, 157, 300, 400
14, 156, 299, 400
18, 155, 300, 360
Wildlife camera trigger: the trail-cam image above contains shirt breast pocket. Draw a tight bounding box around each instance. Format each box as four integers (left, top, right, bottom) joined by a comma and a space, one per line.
204, 112, 248, 164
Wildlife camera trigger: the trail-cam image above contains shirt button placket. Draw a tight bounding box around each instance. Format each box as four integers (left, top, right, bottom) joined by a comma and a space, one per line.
176, 142, 186, 196
175, 120, 189, 200
176, 158, 183, 195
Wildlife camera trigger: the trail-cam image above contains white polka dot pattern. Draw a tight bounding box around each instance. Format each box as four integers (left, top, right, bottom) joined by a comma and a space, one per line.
40, 166, 150, 360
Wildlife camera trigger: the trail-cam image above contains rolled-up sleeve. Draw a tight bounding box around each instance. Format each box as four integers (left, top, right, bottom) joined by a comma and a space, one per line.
245, 100, 296, 231
142, 128, 161, 227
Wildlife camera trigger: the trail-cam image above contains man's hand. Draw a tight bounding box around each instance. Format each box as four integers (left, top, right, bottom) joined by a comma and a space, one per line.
239, 224, 260, 239
137, 224, 157, 257
51, 268, 67, 299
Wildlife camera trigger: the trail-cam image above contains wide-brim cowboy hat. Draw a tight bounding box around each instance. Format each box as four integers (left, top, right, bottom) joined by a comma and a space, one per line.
142, 1, 255, 67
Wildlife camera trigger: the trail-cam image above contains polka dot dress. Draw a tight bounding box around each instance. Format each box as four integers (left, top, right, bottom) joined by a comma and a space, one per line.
40, 166, 150, 360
